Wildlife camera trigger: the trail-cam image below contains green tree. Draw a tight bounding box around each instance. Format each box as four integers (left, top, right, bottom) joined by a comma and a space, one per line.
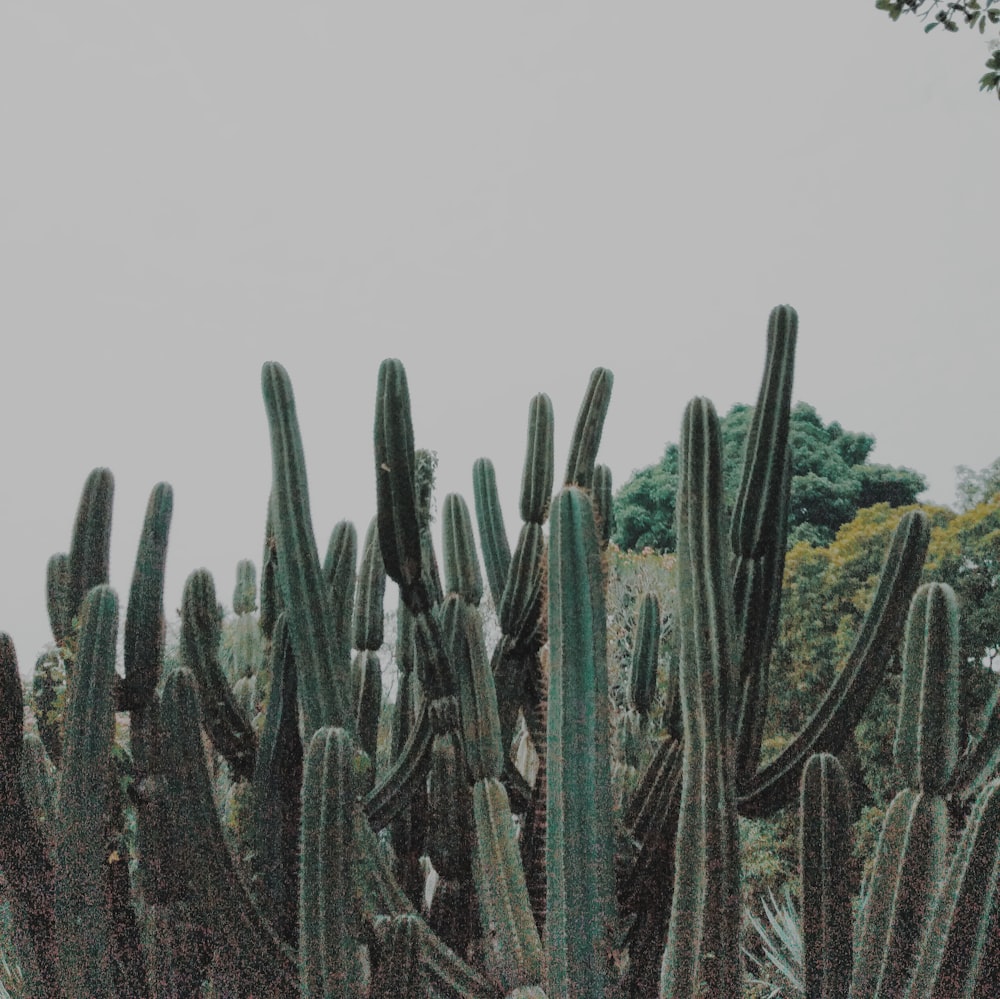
955, 455, 1000, 510
612, 402, 927, 552
875, 0, 1000, 99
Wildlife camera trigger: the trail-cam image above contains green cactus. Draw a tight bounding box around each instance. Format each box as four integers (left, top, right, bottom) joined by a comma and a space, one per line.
262, 361, 349, 738
800, 752, 853, 999
546, 486, 617, 998
233, 557, 258, 616
473, 457, 512, 606
180, 568, 257, 782
850, 582, 960, 998
299, 726, 369, 999
53, 585, 119, 998
660, 398, 742, 999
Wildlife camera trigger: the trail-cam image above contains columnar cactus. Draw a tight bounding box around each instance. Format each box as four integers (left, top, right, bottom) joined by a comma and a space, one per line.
5, 305, 997, 999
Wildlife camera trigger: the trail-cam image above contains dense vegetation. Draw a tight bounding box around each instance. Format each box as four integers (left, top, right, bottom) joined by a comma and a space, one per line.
4, 306, 1000, 997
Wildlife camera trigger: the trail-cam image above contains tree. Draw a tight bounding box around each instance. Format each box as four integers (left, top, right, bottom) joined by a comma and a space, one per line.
611, 402, 927, 552
955, 455, 1000, 510
875, 0, 1000, 99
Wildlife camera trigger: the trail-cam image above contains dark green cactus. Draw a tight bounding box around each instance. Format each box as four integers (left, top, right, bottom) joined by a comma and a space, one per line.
660, 398, 742, 999
850, 582, 960, 998
353, 517, 387, 654
563, 368, 613, 490
443, 493, 484, 607
262, 361, 349, 738
66, 467, 114, 628
233, 558, 257, 616
299, 726, 369, 998
731, 304, 796, 785
902, 777, 1000, 997
520, 393, 554, 524
374, 358, 423, 601
53, 585, 119, 998
628, 591, 660, 718
800, 752, 853, 999
472, 457, 512, 606
180, 568, 256, 782
251, 613, 303, 946
739, 507, 931, 817
592, 462, 613, 547
546, 486, 617, 998
324, 518, 358, 673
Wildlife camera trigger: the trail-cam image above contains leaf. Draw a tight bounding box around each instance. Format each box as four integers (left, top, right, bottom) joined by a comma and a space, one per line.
926, 22, 939, 31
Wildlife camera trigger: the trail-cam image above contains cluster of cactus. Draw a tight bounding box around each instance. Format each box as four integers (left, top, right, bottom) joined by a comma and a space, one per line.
5, 305, 1000, 997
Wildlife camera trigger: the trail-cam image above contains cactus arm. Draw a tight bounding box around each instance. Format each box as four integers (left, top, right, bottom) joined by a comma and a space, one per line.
520, 393, 555, 523
472, 778, 545, 991
374, 358, 425, 604
179, 568, 257, 781
354, 812, 502, 998
299, 726, 368, 999
153, 667, 298, 995
473, 457, 513, 606
323, 519, 358, 674
251, 613, 303, 945
563, 368, 613, 490
660, 398, 743, 999
546, 486, 618, 998
261, 360, 347, 737
46, 552, 73, 650
628, 591, 661, 718
123, 483, 172, 772
0, 634, 62, 999
353, 517, 387, 653
53, 585, 119, 998
730, 304, 797, 558
730, 305, 796, 781
66, 467, 115, 623
739, 508, 930, 817
800, 753, 853, 999
364, 695, 433, 830
443, 493, 485, 607
592, 463, 613, 547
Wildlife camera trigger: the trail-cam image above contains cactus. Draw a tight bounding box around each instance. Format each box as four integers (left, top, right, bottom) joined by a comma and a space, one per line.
546, 486, 617, 998
53, 585, 119, 997
299, 726, 369, 998
660, 398, 742, 999
262, 361, 349, 737
850, 582, 959, 998
800, 753, 853, 999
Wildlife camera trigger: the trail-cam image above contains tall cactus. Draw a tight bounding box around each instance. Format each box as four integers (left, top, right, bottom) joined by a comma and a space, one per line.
660, 397, 742, 999
546, 486, 618, 998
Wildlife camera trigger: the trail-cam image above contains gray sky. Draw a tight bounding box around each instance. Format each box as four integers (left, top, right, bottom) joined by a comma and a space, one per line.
2, 4, 998, 673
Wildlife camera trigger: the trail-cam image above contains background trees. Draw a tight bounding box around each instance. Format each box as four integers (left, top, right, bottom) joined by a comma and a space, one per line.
612, 402, 927, 552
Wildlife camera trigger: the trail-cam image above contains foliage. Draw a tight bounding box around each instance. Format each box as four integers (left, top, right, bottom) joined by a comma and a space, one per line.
742, 884, 805, 999
874, 0, 1000, 99
612, 401, 926, 552
956, 454, 1000, 511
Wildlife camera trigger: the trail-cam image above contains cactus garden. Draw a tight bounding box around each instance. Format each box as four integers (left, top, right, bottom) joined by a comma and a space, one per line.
5, 304, 1000, 997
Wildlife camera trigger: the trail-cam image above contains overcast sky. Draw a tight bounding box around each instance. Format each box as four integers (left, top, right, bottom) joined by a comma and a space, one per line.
2, 4, 997, 673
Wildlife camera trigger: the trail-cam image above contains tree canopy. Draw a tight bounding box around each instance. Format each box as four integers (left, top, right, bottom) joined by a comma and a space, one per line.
875, 0, 1000, 99
611, 401, 927, 552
